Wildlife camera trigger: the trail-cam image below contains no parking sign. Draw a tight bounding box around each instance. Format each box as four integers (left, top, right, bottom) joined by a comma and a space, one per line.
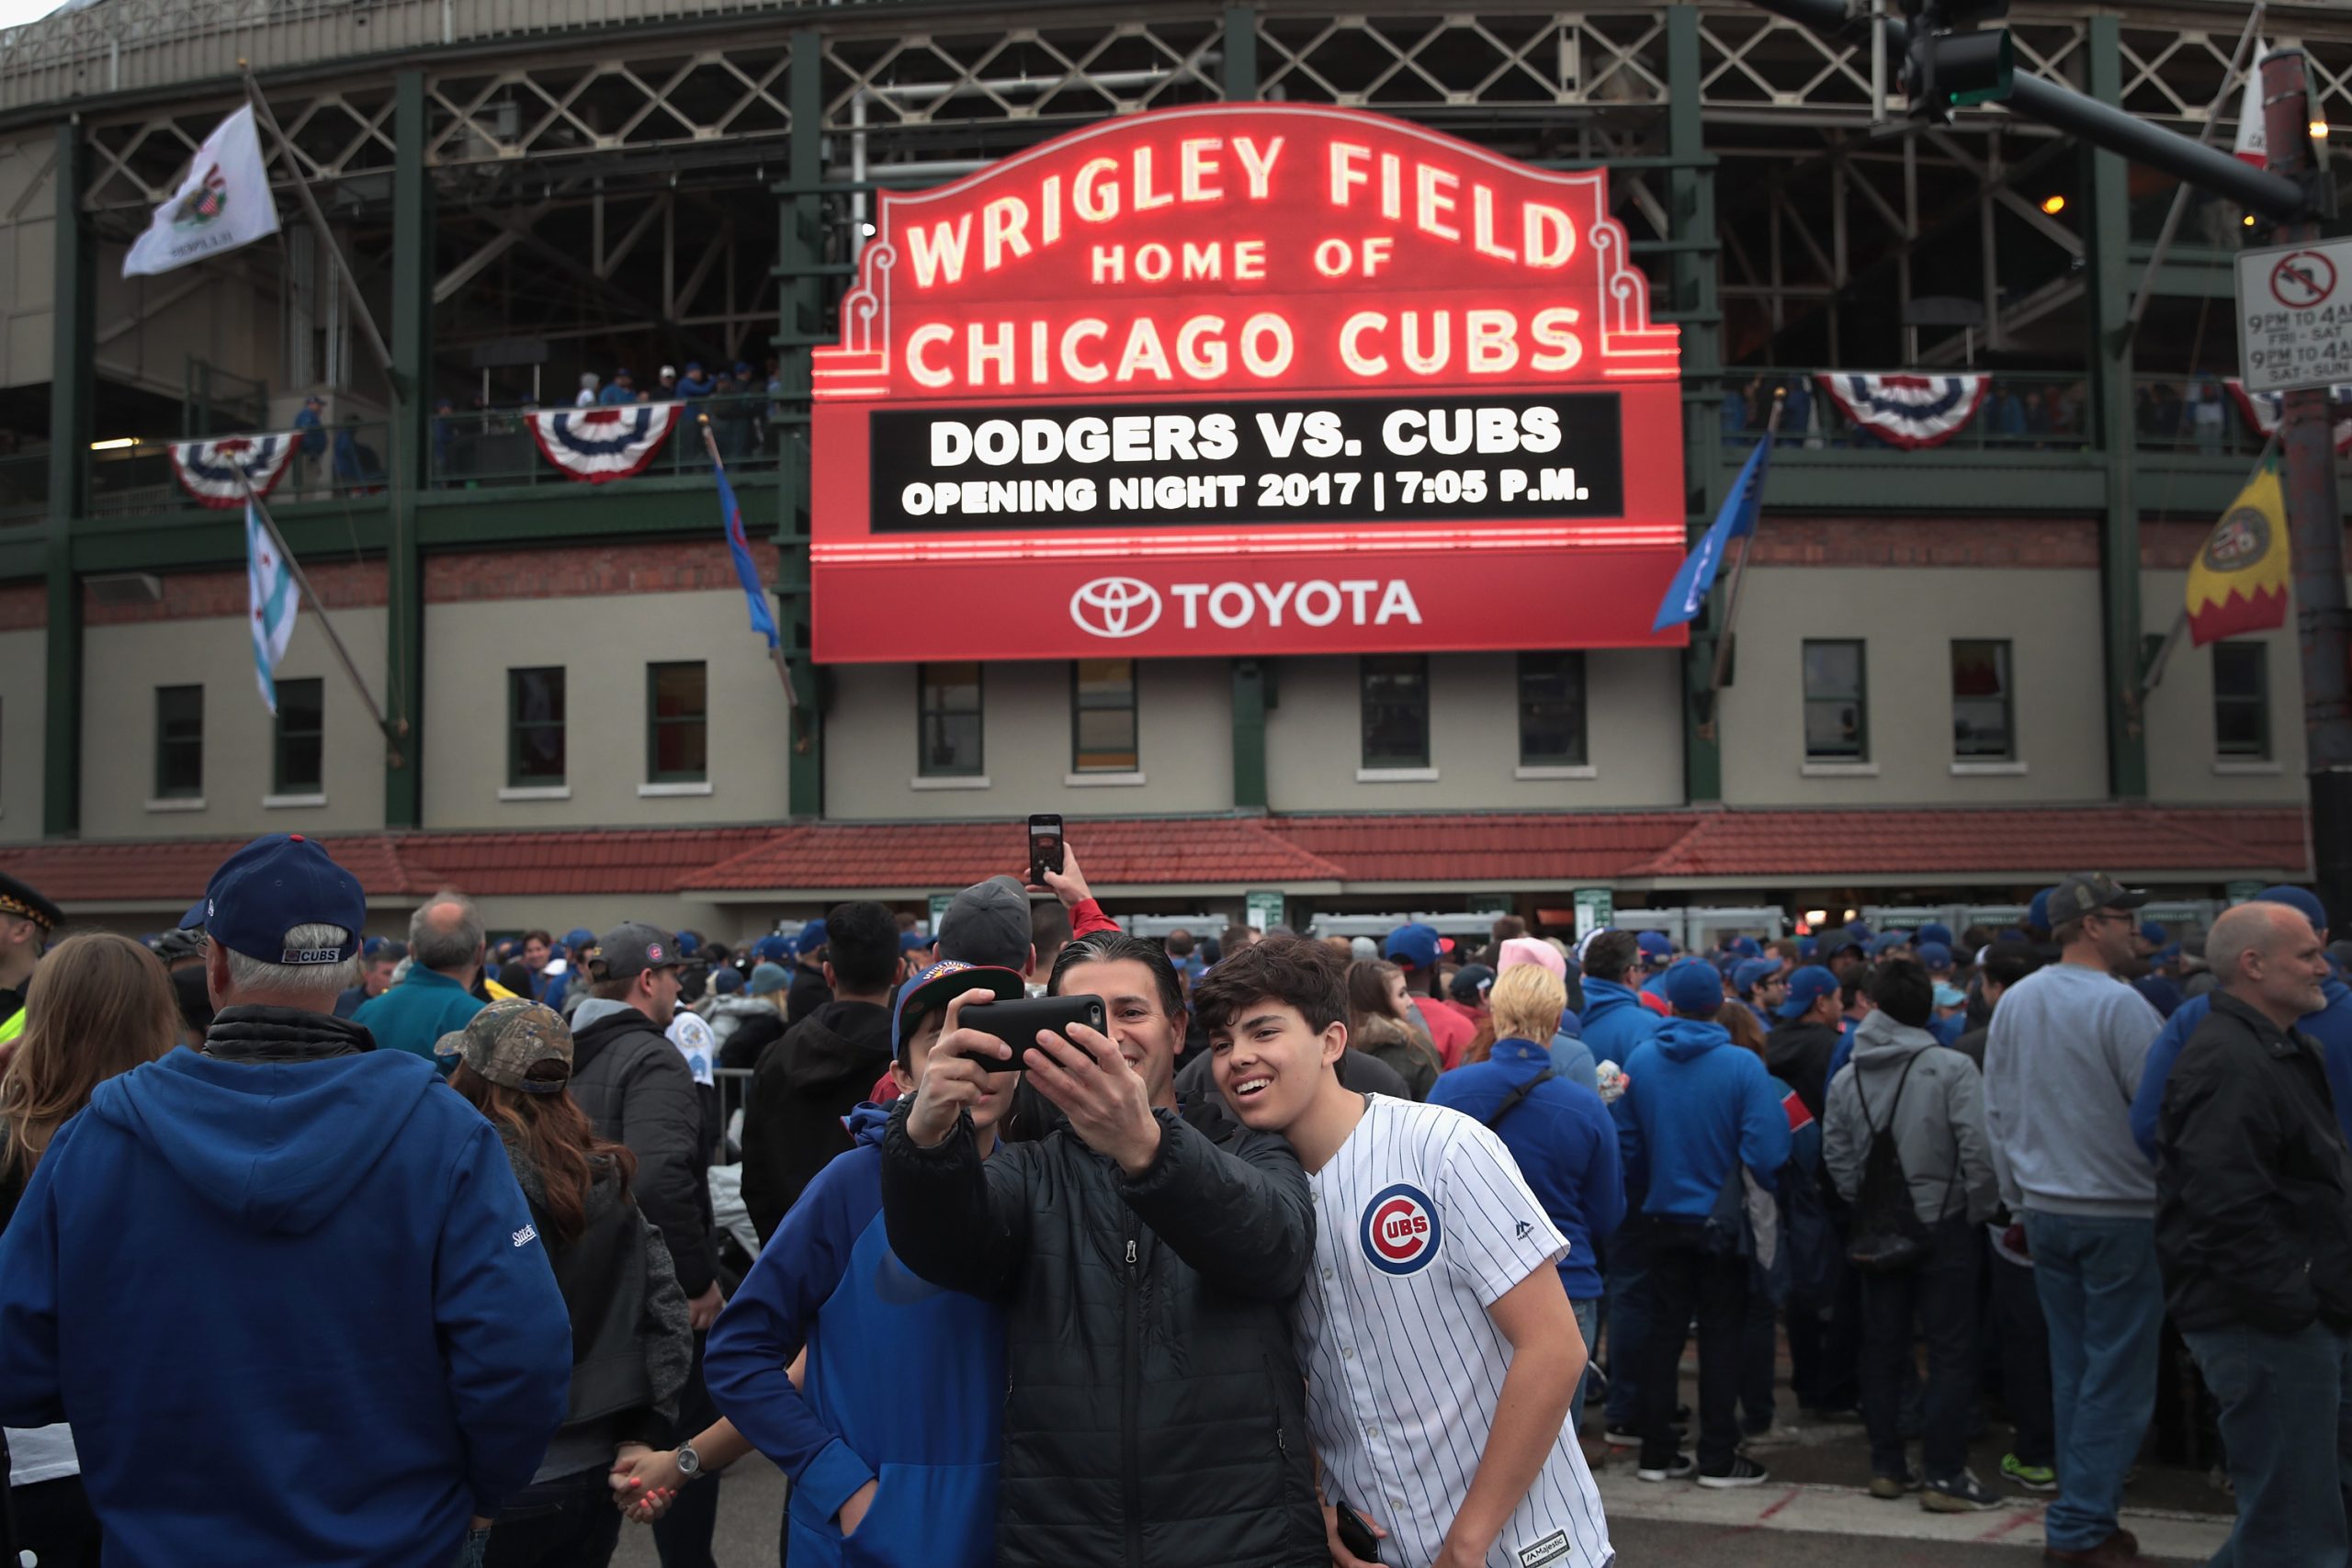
2237, 237, 2352, 393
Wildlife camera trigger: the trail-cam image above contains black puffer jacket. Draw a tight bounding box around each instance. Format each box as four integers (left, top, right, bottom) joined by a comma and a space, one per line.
881, 1096, 1326, 1568
569, 1005, 718, 1298
2158, 991, 2352, 1335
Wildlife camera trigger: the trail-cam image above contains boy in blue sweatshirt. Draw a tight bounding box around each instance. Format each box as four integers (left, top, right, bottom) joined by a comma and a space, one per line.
1576, 929, 1667, 1445
699, 958, 1020, 1568
1612, 960, 1791, 1488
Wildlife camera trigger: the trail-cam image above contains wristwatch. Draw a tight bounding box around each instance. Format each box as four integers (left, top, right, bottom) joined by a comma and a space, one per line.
675, 1444, 706, 1483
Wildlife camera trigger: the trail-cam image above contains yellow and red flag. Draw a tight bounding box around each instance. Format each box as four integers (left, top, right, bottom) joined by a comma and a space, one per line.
2186, 459, 2291, 647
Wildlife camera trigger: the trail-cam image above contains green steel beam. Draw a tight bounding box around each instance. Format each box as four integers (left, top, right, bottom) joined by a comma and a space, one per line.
1668, 6, 1723, 806
385, 70, 431, 827
779, 30, 824, 819
44, 120, 90, 840
1233, 658, 1268, 812
2086, 18, 2146, 801
1223, 6, 1259, 99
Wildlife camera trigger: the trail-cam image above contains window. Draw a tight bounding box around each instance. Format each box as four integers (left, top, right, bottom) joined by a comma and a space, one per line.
508, 667, 566, 786
1518, 652, 1588, 766
1361, 655, 1430, 768
1072, 659, 1138, 773
1950, 640, 2014, 760
919, 662, 984, 777
155, 684, 203, 798
647, 662, 709, 783
2214, 642, 2270, 759
1802, 640, 1868, 761
274, 678, 324, 793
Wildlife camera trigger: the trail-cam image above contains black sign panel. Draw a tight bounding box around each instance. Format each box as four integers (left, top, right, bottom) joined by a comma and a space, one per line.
868, 392, 1625, 533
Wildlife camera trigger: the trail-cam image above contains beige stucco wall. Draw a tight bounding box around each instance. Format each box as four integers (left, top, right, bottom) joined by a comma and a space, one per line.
82, 607, 389, 838
0, 131, 55, 392
1262, 649, 1684, 812
822, 658, 1233, 820
421, 589, 795, 829
2140, 568, 2304, 805
1716, 566, 2109, 807
0, 628, 44, 844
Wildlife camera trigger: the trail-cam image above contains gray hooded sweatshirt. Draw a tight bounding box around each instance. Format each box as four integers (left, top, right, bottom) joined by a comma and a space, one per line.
1824, 1010, 2000, 1229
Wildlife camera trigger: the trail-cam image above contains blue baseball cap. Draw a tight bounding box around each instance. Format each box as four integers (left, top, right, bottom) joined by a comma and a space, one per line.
1634, 931, 1675, 965
178, 833, 364, 967
1385, 922, 1443, 971
1933, 982, 1967, 1009
674, 931, 701, 957
1917, 923, 1954, 948
563, 928, 594, 949
2256, 885, 2329, 934
891, 959, 1026, 1058
1663, 958, 1724, 1016
1777, 964, 1840, 1021
1797, 936, 1819, 960
2028, 888, 2056, 932
754, 933, 790, 962
1868, 931, 1910, 957
901, 930, 935, 953
1917, 941, 1954, 974
1732, 958, 1780, 998
793, 919, 829, 956
711, 966, 744, 995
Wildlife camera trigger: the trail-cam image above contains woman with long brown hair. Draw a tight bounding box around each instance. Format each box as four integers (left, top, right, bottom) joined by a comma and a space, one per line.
1, 932, 183, 1568
439, 998, 692, 1568
1346, 959, 1442, 1100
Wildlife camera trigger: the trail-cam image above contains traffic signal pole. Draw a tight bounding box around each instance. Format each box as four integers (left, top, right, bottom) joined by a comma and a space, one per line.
2258, 50, 2352, 929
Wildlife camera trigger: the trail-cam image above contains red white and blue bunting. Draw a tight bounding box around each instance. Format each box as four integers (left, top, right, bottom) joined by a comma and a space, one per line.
167, 433, 298, 510
526, 402, 683, 483
2224, 378, 2352, 456
1815, 372, 1989, 450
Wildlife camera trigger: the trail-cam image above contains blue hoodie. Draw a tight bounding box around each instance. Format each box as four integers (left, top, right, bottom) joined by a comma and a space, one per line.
1612, 1016, 1792, 1220
706, 1103, 1002, 1568
1429, 1039, 1623, 1299
1578, 976, 1662, 1069
2130, 976, 2352, 1159
0, 1046, 572, 1568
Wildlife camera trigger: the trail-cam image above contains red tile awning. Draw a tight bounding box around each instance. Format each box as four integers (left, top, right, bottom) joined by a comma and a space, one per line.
0, 806, 2308, 911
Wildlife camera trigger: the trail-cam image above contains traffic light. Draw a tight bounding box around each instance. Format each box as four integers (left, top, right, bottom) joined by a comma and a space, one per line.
1899, 0, 2014, 124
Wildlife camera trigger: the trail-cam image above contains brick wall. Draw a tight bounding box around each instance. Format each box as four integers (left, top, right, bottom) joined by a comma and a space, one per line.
85, 558, 387, 625
0, 582, 45, 631
424, 538, 781, 603
1748, 516, 2099, 569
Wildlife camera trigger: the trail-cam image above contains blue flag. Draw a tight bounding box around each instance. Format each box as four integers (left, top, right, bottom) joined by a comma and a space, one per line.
715, 462, 779, 649
1652, 434, 1771, 633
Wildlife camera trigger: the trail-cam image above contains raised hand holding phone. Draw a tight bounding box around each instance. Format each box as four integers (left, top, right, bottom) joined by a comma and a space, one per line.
905, 987, 1015, 1146
1022, 1017, 1160, 1176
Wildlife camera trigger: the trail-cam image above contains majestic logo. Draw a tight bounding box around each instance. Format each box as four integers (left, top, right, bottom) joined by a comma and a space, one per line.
1070, 576, 1163, 638
511, 1224, 539, 1248
2205, 506, 2271, 572
172, 164, 229, 231
1360, 1182, 1442, 1276
1514, 1220, 1533, 1240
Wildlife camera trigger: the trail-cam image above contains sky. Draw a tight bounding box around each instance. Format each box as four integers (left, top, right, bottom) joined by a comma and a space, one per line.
0, 0, 63, 27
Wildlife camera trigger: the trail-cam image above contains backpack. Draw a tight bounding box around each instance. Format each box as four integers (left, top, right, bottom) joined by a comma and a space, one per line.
1846, 1052, 1934, 1274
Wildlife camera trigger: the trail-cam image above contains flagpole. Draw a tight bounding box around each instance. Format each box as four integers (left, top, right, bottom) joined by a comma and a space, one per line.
1708, 387, 1785, 695
2136, 426, 2282, 706
235, 468, 398, 744
239, 60, 398, 390
699, 414, 808, 750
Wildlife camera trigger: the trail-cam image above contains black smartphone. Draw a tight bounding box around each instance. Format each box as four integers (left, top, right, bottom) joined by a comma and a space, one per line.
1027, 813, 1066, 885
955, 993, 1106, 1072
1334, 1498, 1382, 1563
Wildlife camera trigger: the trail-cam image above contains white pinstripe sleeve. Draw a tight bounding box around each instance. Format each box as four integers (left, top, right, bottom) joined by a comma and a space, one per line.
1438, 1119, 1568, 1307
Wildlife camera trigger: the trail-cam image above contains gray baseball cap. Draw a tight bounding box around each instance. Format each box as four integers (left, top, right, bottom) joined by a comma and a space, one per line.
2045, 873, 2149, 928
588, 920, 683, 983
936, 874, 1032, 971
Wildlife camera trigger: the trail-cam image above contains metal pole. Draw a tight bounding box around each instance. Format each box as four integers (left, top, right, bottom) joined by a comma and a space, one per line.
241, 62, 398, 389
2120, 3, 2265, 355
2260, 49, 2352, 925
1709, 388, 1785, 694
698, 414, 806, 734
235, 468, 397, 741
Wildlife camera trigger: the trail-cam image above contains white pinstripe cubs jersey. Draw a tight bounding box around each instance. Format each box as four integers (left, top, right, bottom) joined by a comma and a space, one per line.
1298, 1095, 1614, 1568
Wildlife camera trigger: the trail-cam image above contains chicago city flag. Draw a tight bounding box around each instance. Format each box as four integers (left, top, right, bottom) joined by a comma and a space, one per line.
2186, 458, 2290, 647
125, 104, 281, 277
246, 502, 299, 713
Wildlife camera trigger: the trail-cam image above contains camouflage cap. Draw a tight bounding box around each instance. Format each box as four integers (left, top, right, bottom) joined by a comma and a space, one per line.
2045, 872, 2150, 929
436, 998, 574, 1092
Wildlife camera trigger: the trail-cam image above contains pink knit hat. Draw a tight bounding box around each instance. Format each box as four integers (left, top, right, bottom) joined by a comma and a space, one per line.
1497, 936, 1566, 981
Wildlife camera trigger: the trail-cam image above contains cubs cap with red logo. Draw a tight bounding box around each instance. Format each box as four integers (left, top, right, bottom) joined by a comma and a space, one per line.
587, 920, 681, 983
892, 958, 1027, 1058
178, 832, 365, 966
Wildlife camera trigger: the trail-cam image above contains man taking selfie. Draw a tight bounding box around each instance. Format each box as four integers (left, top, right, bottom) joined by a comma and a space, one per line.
881, 931, 1324, 1568
1194, 936, 1612, 1568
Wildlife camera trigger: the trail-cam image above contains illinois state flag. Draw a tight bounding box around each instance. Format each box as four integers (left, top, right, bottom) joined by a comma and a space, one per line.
2187, 458, 2290, 647
125, 104, 281, 276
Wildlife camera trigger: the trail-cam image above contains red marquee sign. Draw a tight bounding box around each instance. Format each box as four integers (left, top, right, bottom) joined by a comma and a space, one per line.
811, 105, 1686, 662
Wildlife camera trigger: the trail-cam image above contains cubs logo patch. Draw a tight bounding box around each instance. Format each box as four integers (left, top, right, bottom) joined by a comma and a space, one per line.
1360, 1182, 1442, 1276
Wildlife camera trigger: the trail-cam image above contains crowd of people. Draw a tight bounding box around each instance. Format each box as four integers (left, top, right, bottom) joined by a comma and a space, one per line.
0, 834, 2347, 1568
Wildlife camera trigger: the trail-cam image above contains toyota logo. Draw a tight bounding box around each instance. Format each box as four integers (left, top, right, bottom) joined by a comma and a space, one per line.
1069, 577, 1162, 639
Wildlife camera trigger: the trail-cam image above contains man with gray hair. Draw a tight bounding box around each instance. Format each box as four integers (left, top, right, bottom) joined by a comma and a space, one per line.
2157, 899, 2352, 1568
356, 889, 487, 1069
0, 832, 571, 1568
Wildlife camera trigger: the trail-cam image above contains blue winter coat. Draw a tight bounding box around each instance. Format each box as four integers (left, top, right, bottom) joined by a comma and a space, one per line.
1612, 1016, 1792, 1221
0, 1046, 572, 1568
705, 1103, 1002, 1568
1430, 1039, 1623, 1298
